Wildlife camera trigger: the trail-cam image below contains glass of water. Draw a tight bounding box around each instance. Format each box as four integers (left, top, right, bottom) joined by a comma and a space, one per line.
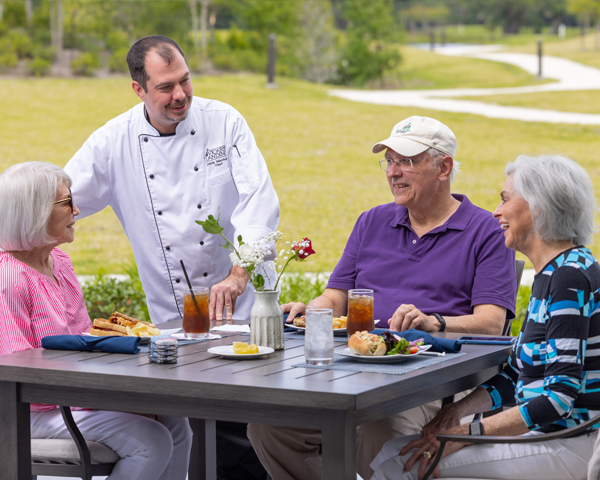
304, 308, 334, 365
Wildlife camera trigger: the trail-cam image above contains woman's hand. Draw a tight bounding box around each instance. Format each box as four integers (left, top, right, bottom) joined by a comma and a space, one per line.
281, 302, 306, 323
418, 404, 463, 440
401, 424, 470, 479
388, 304, 440, 332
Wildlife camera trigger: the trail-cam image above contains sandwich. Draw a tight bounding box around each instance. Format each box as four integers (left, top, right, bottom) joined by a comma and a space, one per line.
348, 331, 386, 356
89, 312, 157, 337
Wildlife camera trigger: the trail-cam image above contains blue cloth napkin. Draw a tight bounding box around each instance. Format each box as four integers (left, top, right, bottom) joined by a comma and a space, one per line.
371, 328, 462, 353
283, 313, 298, 332
42, 335, 142, 354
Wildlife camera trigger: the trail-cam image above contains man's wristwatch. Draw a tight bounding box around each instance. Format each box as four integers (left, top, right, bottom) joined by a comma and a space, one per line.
432, 313, 446, 332
469, 419, 483, 436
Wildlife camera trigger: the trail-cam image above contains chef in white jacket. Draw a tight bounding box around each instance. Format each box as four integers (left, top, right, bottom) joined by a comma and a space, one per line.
65, 35, 280, 325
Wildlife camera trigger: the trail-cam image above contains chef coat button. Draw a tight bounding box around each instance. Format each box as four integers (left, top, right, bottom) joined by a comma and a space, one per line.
149, 174, 154, 179
158, 211, 162, 216
144, 137, 148, 142
200, 241, 204, 245
203, 272, 208, 277
191, 130, 196, 135
194, 166, 199, 171
166, 246, 171, 251
175, 278, 180, 283
412, 239, 416, 244
197, 204, 202, 209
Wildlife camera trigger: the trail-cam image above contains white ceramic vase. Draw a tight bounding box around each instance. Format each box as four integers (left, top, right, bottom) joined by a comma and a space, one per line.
250, 290, 284, 351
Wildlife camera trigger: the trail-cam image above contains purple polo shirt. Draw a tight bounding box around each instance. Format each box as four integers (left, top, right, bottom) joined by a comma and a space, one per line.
328, 194, 516, 328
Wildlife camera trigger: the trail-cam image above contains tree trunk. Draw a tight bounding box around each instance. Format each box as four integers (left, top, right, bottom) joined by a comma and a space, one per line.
0, 2, 4, 22
595, 18, 600, 51
49, 0, 64, 54
25, 0, 33, 27
189, 0, 199, 52
200, 0, 210, 54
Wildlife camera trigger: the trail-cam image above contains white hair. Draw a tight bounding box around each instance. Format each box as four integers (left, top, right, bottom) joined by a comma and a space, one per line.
0, 162, 72, 251
427, 147, 460, 183
506, 154, 597, 245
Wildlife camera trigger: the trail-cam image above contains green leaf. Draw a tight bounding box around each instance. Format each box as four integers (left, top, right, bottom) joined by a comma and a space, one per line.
195, 214, 223, 235
253, 274, 265, 290
238, 235, 245, 246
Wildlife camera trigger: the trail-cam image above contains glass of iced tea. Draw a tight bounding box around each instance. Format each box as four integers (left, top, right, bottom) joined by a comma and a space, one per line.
347, 289, 374, 336
183, 287, 210, 338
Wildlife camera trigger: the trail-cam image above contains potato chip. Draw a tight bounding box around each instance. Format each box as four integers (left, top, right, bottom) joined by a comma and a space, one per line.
126, 324, 161, 337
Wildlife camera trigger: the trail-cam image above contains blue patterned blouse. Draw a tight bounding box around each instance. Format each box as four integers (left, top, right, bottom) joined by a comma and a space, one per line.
482, 246, 600, 433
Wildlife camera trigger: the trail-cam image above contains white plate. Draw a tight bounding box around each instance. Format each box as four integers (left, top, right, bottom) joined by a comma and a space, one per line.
171, 332, 221, 340
82, 332, 153, 345
207, 345, 275, 359
287, 319, 380, 336
335, 345, 432, 363
287, 324, 347, 336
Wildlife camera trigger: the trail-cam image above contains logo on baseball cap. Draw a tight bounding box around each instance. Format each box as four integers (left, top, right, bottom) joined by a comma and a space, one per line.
373, 116, 457, 158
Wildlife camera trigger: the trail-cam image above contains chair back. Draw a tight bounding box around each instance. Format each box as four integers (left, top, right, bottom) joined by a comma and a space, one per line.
501, 259, 526, 336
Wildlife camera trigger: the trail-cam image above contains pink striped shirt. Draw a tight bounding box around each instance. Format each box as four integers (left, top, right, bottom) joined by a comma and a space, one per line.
0, 248, 91, 411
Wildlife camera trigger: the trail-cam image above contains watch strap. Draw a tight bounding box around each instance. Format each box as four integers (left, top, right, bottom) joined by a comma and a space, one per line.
469, 419, 483, 436
432, 313, 446, 332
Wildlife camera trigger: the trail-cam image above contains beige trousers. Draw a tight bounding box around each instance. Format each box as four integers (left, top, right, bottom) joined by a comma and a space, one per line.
247, 399, 442, 480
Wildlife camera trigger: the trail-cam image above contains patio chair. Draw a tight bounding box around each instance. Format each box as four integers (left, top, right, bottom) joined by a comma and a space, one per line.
421, 412, 600, 480
31, 405, 119, 480
501, 259, 526, 336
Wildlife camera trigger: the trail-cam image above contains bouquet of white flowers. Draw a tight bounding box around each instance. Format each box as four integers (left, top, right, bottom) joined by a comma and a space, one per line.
196, 214, 315, 291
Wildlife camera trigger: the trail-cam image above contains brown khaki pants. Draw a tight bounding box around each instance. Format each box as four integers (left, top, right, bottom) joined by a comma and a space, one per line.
247, 399, 442, 480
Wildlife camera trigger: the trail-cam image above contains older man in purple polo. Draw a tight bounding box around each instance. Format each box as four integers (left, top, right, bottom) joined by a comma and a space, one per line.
247, 116, 517, 480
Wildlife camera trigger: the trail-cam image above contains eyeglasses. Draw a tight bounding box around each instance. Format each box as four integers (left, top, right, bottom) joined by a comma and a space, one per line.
379, 157, 414, 172
52, 189, 73, 213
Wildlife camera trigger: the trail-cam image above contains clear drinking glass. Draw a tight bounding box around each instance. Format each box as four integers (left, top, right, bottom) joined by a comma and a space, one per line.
347, 289, 375, 336
304, 308, 334, 365
183, 287, 210, 339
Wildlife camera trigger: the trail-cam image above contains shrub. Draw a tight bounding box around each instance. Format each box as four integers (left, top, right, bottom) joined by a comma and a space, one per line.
81, 275, 149, 322
0, 38, 18, 70
71, 52, 101, 76
279, 273, 329, 305
108, 47, 129, 73
105, 30, 129, 53
28, 56, 51, 76
8, 29, 32, 58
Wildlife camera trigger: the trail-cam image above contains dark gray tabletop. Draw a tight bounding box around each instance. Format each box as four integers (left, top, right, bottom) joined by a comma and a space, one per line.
0, 326, 512, 480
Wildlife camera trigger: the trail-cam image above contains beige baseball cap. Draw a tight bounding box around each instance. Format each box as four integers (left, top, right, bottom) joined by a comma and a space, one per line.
372, 116, 457, 158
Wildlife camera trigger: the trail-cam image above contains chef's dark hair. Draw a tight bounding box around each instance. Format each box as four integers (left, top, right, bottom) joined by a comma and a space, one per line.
127, 36, 186, 92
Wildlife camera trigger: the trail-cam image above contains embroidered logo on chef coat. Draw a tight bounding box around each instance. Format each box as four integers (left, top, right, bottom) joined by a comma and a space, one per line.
205, 145, 227, 167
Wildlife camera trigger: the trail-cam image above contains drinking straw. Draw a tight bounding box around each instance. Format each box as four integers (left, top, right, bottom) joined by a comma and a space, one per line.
179, 259, 203, 321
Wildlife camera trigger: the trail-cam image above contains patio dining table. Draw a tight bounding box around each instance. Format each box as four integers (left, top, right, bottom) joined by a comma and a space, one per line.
0, 322, 512, 480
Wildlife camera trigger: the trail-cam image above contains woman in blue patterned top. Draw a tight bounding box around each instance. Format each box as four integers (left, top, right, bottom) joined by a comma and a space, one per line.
371, 154, 600, 480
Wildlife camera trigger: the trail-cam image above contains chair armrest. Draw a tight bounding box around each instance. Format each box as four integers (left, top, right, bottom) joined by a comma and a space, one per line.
422, 413, 600, 480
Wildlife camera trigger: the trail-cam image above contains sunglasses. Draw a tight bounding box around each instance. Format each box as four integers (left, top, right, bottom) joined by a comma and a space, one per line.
52, 188, 73, 213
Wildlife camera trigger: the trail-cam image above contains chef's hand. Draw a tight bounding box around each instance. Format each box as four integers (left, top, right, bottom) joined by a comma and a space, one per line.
210, 267, 248, 323
388, 304, 441, 332
281, 302, 306, 323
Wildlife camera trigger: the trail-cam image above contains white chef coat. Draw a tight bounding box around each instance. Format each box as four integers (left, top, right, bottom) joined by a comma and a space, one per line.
65, 97, 280, 324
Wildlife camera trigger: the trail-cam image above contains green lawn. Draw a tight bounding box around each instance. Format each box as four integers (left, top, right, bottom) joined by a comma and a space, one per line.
380, 45, 553, 89
453, 90, 600, 114
507, 31, 600, 70
2, 69, 600, 274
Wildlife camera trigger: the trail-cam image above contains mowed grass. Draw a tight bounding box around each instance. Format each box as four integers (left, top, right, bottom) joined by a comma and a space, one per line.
507, 32, 600, 70
453, 90, 600, 114
1, 71, 600, 274
381, 45, 553, 89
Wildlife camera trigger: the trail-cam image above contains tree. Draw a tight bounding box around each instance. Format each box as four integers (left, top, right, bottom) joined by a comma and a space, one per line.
337, 0, 401, 86
49, 0, 63, 54
297, 0, 340, 83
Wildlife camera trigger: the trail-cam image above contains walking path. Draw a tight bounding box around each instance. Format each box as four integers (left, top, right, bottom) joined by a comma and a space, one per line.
329, 44, 600, 125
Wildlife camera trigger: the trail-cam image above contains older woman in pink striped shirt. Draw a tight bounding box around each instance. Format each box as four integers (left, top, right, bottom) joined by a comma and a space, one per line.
0, 162, 192, 480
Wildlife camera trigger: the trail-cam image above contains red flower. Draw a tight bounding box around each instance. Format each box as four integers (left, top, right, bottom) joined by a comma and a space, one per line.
292, 238, 315, 260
